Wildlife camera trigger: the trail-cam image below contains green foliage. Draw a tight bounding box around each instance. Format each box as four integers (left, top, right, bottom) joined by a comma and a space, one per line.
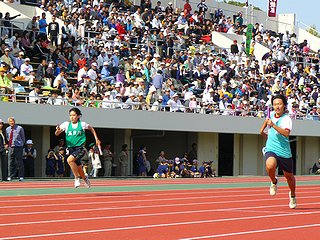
223, 0, 262, 11
307, 25, 320, 38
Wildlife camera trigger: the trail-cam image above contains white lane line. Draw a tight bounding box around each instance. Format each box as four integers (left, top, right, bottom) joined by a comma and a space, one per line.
1, 208, 320, 240
1, 185, 320, 204
1, 191, 320, 217
1, 194, 320, 217
2, 188, 320, 210
3, 189, 320, 210
179, 223, 320, 239
2, 197, 320, 226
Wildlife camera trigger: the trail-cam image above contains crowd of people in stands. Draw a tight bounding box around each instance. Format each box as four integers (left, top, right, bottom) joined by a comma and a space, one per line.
0, 0, 319, 120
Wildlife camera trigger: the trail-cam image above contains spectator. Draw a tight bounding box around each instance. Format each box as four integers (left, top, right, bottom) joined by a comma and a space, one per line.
197, 0, 208, 16
28, 85, 41, 104
22, 139, 36, 177
6, 117, 25, 181
45, 149, 57, 177
184, 0, 192, 16
88, 143, 102, 178
136, 146, 147, 176
13, 52, 25, 73
102, 143, 113, 177
39, 12, 48, 35
118, 144, 129, 176
311, 158, 320, 174
20, 58, 35, 84
48, 15, 59, 46
0, 48, 13, 69
2, 12, 21, 38
0, 119, 7, 181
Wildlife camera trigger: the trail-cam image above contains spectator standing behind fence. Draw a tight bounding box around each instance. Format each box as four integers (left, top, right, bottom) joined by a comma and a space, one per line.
118, 144, 128, 176
48, 15, 59, 47
23, 139, 36, 177
0, 119, 8, 181
2, 12, 21, 38
39, 13, 48, 35
6, 117, 25, 181
102, 143, 113, 177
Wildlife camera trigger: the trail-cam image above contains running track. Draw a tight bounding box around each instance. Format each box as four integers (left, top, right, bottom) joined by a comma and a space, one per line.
0, 176, 320, 240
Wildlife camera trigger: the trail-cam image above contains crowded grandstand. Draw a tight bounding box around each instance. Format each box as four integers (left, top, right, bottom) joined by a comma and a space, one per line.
0, 0, 319, 121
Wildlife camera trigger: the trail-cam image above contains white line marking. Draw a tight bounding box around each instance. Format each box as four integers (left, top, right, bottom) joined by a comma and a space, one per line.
2, 193, 320, 217
1, 185, 320, 204
3, 189, 320, 210
1, 208, 320, 239
179, 223, 320, 239
2, 197, 320, 227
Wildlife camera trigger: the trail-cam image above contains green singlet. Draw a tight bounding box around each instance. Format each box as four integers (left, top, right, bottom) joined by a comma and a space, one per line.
65, 121, 86, 148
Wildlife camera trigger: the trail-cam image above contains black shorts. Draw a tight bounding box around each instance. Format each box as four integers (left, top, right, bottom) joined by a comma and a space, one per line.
265, 151, 293, 173
68, 146, 86, 166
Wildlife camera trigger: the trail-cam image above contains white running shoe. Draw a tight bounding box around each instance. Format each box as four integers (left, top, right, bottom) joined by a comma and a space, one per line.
270, 177, 278, 196
74, 177, 81, 188
289, 191, 297, 209
84, 176, 91, 188
19, 177, 24, 182
7, 177, 11, 181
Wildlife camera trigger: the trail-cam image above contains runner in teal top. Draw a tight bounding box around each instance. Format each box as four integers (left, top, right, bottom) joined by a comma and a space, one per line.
260, 94, 296, 209
55, 107, 101, 188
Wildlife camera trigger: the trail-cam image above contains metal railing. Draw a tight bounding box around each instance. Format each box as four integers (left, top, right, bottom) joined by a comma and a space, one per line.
0, 93, 318, 121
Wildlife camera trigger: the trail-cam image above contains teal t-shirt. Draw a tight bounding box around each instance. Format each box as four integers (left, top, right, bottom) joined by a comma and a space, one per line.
265, 112, 292, 158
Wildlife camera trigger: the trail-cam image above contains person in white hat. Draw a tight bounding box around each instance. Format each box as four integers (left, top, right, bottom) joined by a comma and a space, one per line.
23, 139, 37, 177
0, 48, 13, 69
124, 92, 137, 110
12, 52, 25, 72
101, 91, 113, 109
0, 119, 7, 181
151, 95, 163, 111
20, 58, 35, 84
167, 93, 184, 112
87, 62, 99, 81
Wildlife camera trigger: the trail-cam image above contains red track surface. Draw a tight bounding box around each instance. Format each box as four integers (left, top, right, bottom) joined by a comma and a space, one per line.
1, 177, 320, 239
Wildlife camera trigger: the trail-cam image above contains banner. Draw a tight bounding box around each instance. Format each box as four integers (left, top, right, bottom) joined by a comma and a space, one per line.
268, 0, 277, 17
245, 24, 253, 56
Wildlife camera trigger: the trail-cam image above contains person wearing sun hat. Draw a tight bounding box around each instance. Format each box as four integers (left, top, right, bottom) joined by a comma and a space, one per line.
0, 48, 13, 69
23, 139, 37, 177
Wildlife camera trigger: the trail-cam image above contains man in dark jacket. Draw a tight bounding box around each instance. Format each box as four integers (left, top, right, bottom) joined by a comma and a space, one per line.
0, 119, 7, 181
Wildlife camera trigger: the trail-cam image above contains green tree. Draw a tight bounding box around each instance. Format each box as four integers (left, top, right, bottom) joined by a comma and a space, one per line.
307, 25, 320, 38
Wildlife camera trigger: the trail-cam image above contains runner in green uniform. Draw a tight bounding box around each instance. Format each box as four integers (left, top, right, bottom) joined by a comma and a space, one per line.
55, 107, 101, 188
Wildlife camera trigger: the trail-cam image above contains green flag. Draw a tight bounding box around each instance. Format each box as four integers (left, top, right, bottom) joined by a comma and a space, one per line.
246, 24, 253, 55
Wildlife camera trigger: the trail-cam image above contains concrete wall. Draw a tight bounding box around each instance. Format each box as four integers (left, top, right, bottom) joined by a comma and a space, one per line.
241, 134, 259, 175
278, 13, 296, 34
1, 102, 319, 137
302, 137, 320, 174
198, 132, 219, 172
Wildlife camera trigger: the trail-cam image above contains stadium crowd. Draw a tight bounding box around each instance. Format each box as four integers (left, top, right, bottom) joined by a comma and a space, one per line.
0, 0, 319, 120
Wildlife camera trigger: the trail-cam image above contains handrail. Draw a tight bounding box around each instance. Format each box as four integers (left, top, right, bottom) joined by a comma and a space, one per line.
0, 93, 318, 121
296, 20, 320, 36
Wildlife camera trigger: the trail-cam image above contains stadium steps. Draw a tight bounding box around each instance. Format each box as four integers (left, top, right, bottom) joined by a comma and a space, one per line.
211, 31, 270, 63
